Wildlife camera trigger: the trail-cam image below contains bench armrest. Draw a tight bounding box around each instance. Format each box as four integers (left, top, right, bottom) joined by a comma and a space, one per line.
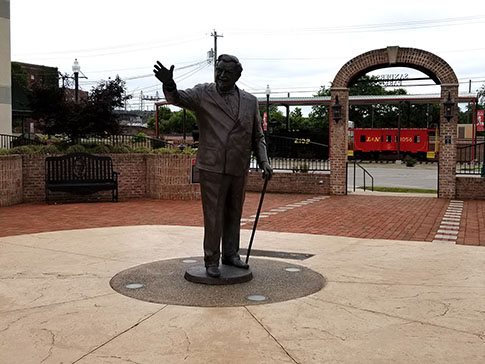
112, 171, 120, 181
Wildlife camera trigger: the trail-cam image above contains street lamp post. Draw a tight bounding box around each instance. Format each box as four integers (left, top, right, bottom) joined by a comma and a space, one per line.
265, 84, 271, 154
72, 59, 80, 103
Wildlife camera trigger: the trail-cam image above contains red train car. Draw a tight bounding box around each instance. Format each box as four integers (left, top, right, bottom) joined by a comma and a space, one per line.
349, 128, 436, 160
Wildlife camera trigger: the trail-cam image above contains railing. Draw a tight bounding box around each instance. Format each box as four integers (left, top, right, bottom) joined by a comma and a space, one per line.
457, 142, 485, 175
71, 135, 174, 150
264, 135, 330, 172
250, 156, 330, 172
0, 134, 46, 149
352, 159, 374, 192
0, 134, 174, 151
270, 157, 330, 172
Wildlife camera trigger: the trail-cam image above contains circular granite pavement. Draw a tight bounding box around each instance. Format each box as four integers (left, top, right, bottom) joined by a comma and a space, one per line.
110, 257, 326, 307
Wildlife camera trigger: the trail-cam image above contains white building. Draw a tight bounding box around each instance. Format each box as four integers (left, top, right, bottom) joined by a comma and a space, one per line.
0, 0, 11, 135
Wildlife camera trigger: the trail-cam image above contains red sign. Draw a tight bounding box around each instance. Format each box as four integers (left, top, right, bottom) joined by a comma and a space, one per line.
263, 112, 268, 131
477, 110, 484, 132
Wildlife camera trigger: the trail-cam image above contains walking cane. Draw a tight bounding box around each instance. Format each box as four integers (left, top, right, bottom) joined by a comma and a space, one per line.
245, 173, 270, 264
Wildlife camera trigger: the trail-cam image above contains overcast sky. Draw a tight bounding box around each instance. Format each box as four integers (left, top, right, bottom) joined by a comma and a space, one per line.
10, 0, 485, 110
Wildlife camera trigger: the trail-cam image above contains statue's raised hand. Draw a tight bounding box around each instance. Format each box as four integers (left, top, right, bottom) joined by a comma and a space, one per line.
153, 61, 174, 84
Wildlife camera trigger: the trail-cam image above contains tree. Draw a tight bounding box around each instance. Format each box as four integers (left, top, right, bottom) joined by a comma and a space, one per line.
31, 82, 76, 137
258, 104, 286, 133
147, 106, 173, 131
345, 75, 444, 128
31, 76, 130, 139
289, 107, 305, 129
308, 86, 330, 132
167, 110, 196, 134
77, 76, 130, 137
478, 84, 485, 104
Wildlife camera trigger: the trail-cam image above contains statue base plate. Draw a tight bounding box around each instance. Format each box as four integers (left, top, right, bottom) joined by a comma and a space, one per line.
185, 264, 253, 285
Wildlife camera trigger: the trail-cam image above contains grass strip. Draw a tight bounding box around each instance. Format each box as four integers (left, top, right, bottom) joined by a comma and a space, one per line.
358, 186, 437, 194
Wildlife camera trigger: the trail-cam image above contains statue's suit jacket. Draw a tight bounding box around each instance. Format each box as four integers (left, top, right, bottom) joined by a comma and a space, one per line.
163, 83, 269, 175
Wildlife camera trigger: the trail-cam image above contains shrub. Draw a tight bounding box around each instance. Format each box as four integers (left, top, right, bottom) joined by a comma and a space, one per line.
151, 138, 168, 149
34, 144, 60, 155
132, 132, 147, 143
66, 144, 88, 154
133, 146, 150, 154
179, 147, 197, 155
39, 135, 63, 143
52, 141, 71, 153
91, 144, 113, 154
8, 145, 36, 154
152, 147, 177, 154
111, 144, 133, 153
291, 162, 310, 173
403, 155, 417, 167
0, 148, 8, 155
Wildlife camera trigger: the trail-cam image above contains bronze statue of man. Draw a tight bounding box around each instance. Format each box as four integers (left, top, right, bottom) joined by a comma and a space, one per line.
154, 54, 273, 278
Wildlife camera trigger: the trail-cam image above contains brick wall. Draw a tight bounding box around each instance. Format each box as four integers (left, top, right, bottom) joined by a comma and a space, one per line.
112, 154, 146, 199
6, 152, 484, 204
0, 155, 22, 206
456, 176, 485, 200
22, 155, 46, 202
5, 153, 330, 205
21, 154, 147, 203
247, 171, 330, 195
146, 154, 200, 200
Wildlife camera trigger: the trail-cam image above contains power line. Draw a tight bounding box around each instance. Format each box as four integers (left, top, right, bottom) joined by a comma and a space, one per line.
13, 35, 207, 59
124, 59, 208, 81
87, 58, 209, 75
125, 62, 211, 98
228, 14, 485, 36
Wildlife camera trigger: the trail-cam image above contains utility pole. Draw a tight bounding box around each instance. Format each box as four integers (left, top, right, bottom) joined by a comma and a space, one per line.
141, 91, 164, 112
211, 29, 223, 81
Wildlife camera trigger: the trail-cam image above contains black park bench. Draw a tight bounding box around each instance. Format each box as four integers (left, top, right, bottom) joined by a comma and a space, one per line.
45, 153, 119, 203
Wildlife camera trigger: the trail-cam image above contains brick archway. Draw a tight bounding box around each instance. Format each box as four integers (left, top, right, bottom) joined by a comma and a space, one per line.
330, 46, 459, 198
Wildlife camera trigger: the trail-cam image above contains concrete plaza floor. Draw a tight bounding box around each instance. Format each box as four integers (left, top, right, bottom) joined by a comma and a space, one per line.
1, 194, 485, 363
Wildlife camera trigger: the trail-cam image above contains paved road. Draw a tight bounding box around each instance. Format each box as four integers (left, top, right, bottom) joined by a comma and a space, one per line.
347, 162, 438, 191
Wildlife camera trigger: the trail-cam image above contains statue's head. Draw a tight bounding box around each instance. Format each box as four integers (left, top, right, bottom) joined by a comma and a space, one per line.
215, 54, 242, 92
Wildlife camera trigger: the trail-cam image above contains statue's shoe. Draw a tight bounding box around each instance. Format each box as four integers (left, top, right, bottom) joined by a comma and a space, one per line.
222, 256, 249, 269
206, 266, 221, 278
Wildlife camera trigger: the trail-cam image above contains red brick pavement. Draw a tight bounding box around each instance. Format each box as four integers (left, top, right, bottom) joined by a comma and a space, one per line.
0, 194, 483, 246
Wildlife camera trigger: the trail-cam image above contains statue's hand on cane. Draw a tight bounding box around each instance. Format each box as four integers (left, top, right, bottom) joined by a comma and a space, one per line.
260, 161, 273, 180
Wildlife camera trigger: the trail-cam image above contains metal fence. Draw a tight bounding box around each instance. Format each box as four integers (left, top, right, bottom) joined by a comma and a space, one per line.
72, 135, 174, 150
0, 134, 46, 149
0, 134, 174, 151
71, 135, 173, 150
270, 157, 329, 172
249, 157, 330, 172
248, 135, 330, 172
456, 142, 485, 175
